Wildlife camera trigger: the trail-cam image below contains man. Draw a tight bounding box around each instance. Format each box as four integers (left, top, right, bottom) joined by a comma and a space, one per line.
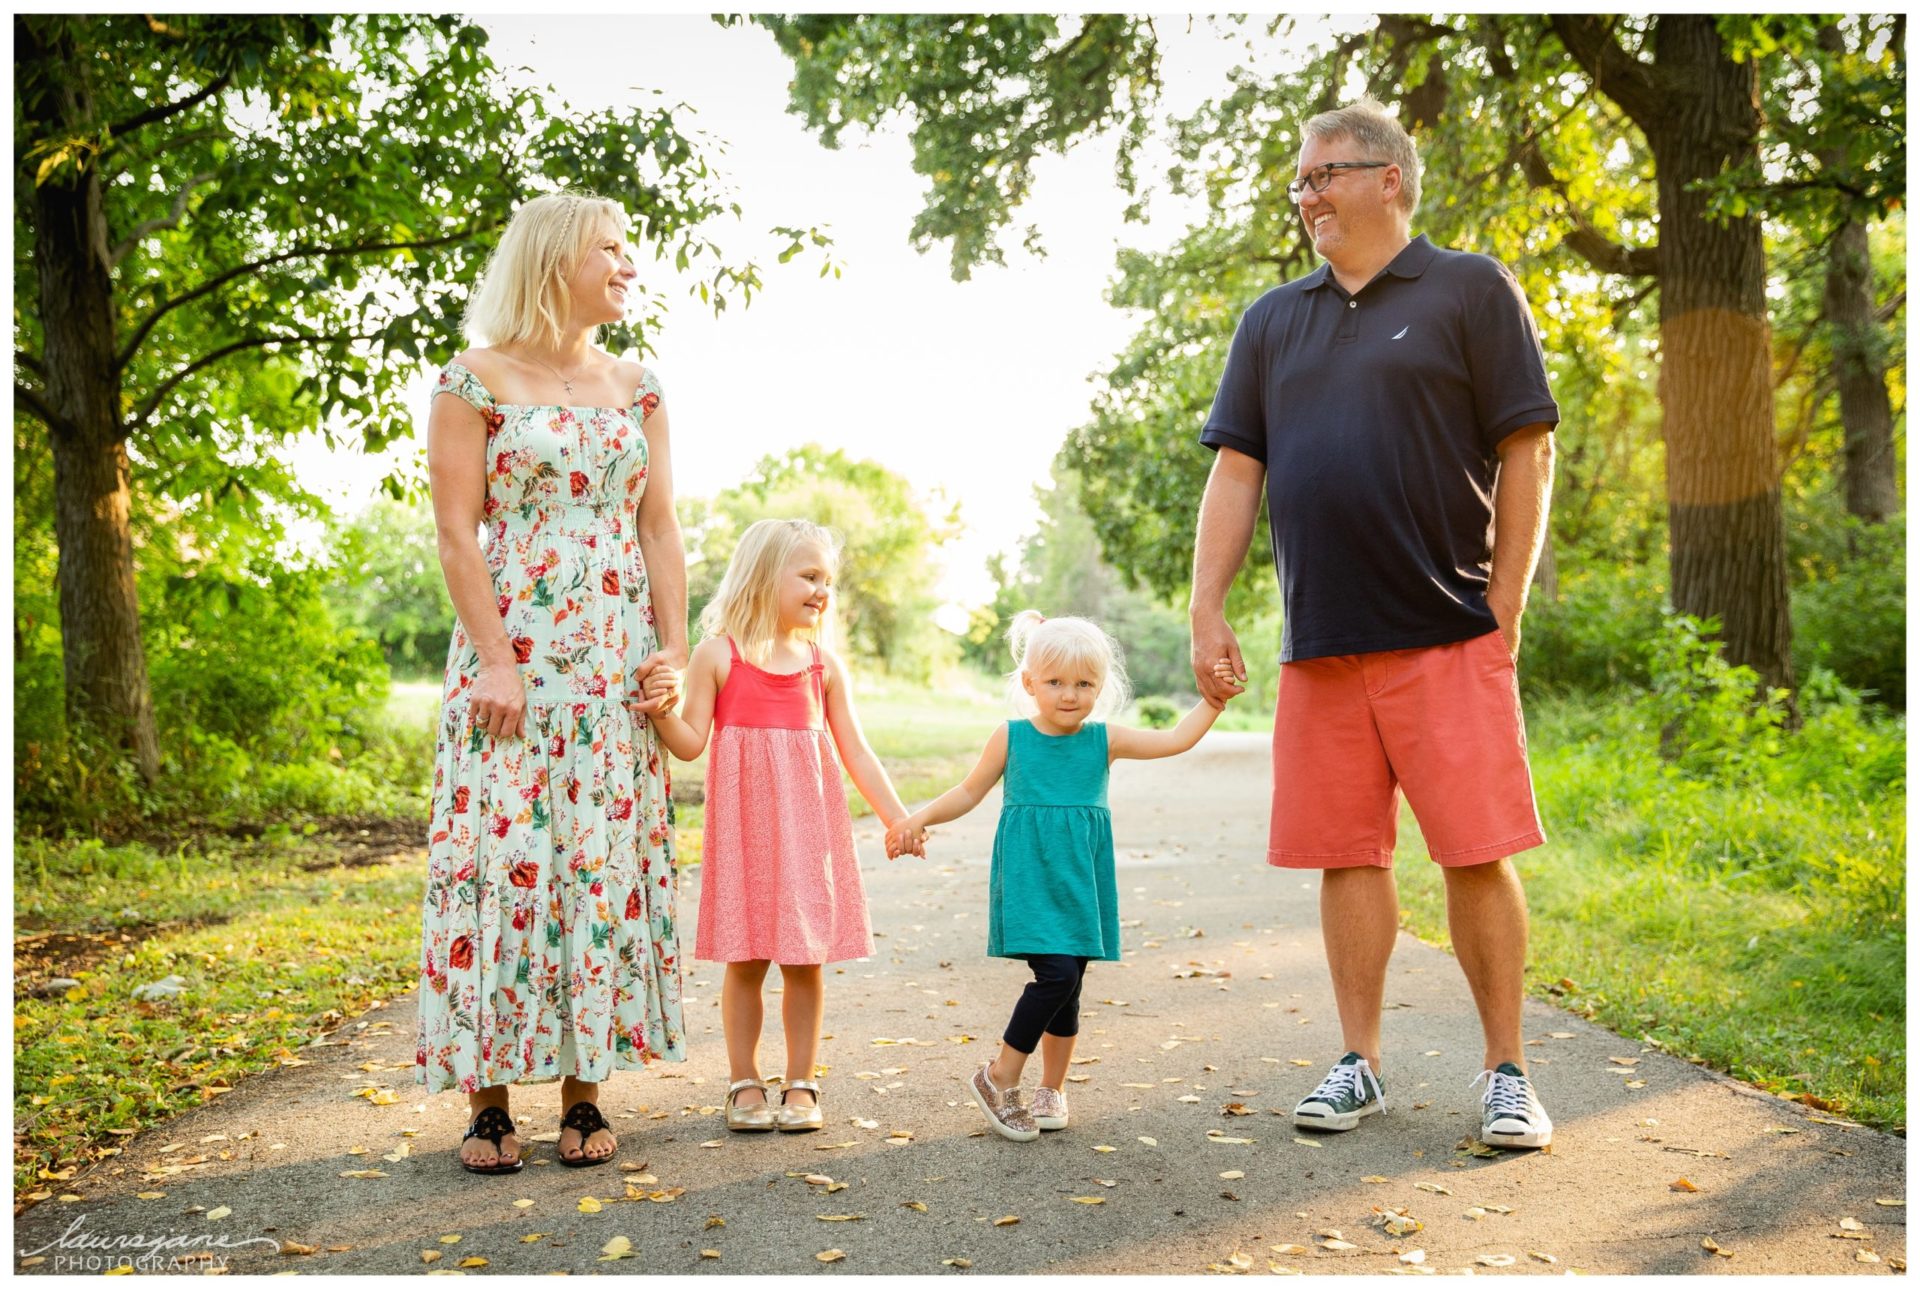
1190, 100, 1557, 1149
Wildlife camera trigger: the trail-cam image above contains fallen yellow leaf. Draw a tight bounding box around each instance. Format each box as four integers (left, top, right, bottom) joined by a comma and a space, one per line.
1362, 1175, 1388, 1184
817, 1214, 864, 1222
135, 1191, 166, 1200
816, 1249, 846, 1263
1670, 1177, 1700, 1193
520, 1233, 546, 1244
701, 1249, 721, 1259
206, 1206, 231, 1221
438, 1234, 462, 1245
1071, 1196, 1105, 1205
993, 1215, 1021, 1227
513, 1198, 534, 1209
942, 1258, 973, 1268
458, 1256, 488, 1268
599, 1235, 635, 1262
705, 1215, 726, 1229
579, 1196, 604, 1213
901, 1201, 928, 1212
419, 1250, 441, 1264
279, 1241, 316, 1256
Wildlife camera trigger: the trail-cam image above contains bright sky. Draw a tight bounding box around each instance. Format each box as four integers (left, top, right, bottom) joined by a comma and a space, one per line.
295, 15, 1335, 611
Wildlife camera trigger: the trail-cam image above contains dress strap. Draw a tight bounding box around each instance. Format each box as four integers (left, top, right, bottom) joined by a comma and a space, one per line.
630, 366, 665, 423
434, 361, 498, 418
726, 636, 742, 664
808, 641, 827, 712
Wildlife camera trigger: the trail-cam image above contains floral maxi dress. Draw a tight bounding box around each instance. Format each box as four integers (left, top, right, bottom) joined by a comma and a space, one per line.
415, 361, 686, 1094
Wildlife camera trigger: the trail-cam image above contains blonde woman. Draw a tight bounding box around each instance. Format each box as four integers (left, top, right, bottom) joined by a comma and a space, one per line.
416, 192, 687, 1174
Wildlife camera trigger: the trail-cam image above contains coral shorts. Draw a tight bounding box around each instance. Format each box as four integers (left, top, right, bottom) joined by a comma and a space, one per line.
1268, 629, 1545, 869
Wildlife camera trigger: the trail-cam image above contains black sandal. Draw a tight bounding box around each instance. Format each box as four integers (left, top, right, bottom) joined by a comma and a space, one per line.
559, 1099, 616, 1168
460, 1105, 523, 1174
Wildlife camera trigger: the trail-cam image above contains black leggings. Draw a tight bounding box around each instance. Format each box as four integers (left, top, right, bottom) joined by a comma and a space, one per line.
1003, 954, 1091, 1055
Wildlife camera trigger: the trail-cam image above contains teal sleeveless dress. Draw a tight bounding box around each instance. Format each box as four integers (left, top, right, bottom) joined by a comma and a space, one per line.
988, 720, 1121, 961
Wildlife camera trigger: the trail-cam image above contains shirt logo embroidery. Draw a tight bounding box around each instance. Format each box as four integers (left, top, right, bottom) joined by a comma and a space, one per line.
1391, 325, 1410, 340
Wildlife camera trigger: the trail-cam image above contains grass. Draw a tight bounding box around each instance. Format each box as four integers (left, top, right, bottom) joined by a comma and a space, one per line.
13, 675, 1904, 1203
1392, 693, 1906, 1131
13, 832, 423, 1199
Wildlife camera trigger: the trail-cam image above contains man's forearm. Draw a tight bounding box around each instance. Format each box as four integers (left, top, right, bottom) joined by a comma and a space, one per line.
1190, 449, 1265, 619
1488, 428, 1555, 619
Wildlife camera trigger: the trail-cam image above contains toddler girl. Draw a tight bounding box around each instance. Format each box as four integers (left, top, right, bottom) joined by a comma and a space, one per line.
887, 611, 1235, 1140
647, 519, 914, 1132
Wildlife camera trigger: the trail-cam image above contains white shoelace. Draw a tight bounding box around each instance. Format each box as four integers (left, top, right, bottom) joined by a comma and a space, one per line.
1470, 1068, 1535, 1121
1309, 1059, 1386, 1113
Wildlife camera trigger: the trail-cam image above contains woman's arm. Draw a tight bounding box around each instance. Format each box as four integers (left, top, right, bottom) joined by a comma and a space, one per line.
900, 723, 1009, 835
427, 387, 525, 741
632, 386, 687, 711
820, 649, 912, 830
1106, 698, 1225, 762
648, 637, 725, 761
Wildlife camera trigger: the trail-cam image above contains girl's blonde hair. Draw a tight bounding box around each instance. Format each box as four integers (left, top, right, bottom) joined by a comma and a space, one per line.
699, 518, 841, 666
463, 192, 628, 350
1005, 610, 1130, 721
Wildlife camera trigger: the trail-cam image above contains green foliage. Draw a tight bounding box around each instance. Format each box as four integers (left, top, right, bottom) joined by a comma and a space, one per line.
1643, 612, 1791, 780
752, 14, 1159, 279
15, 544, 427, 834
970, 462, 1200, 695
1133, 696, 1178, 729
14, 833, 423, 1196
1789, 511, 1907, 708
1520, 561, 1665, 697
1395, 688, 1905, 1128
689, 445, 961, 681
326, 497, 457, 678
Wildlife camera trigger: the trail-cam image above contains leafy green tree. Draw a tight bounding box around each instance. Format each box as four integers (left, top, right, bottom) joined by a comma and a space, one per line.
970, 460, 1206, 697
758, 14, 1908, 698
326, 498, 457, 678
690, 445, 961, 679
14, 14, 822, 780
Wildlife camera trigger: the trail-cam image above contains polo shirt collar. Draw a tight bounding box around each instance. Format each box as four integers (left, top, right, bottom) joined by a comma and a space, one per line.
1302, 233, 1438, 290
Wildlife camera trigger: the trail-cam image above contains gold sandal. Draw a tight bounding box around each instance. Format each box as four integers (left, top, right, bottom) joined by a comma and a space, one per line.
777, 1080, 824, 1132
725, 1077, 777, 1132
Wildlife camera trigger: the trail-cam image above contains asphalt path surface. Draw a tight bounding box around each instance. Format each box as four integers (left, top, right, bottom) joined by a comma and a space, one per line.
15, 732, 1906, 1275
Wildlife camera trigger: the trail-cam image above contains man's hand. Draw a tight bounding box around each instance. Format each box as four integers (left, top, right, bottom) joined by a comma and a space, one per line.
1192, 613, 1247, 705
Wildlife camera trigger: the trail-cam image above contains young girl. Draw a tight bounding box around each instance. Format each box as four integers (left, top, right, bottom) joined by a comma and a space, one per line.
644, 518, 914, 1133
887, 612, 1235, 1141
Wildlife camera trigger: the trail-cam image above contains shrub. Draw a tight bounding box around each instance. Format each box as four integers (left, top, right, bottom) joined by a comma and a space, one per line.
1790, 514, 1906, 708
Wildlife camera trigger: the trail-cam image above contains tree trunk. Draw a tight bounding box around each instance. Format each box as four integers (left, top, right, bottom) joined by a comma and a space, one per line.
22, 18, 162, 782
1647, 16, 1796, 696
1821, 221, 1902, 525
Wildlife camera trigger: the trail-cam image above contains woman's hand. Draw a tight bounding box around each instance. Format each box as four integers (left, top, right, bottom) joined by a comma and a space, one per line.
470, 661, 528, 741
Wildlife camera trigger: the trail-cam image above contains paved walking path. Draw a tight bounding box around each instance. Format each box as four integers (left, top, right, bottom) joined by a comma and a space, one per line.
15, 733, 1906, 1274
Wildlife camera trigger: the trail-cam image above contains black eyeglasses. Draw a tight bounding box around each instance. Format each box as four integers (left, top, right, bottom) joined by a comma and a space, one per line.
1287, 161, 1390, 203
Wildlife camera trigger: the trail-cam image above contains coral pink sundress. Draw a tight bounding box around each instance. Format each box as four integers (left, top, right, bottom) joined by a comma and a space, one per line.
694, 639, 874, 964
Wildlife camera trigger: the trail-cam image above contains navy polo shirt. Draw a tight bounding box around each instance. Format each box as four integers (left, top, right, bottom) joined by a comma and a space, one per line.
1200, 234, 1559, 662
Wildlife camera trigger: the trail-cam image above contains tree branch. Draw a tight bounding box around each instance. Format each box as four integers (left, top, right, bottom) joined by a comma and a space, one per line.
1550, 15, 1665, 130
1517, 139, 1659, 278
116, 224, 490, 371
130, 330, 380, 430
1875, 288, 1904, 325
104, 74, 232, 140
107, 172, 216, 268
15, 382, 73, 435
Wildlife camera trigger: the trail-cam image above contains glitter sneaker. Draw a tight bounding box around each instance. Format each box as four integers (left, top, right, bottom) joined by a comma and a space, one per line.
1030, 1085, 1068, 1131
968, 1062, 1039, 1142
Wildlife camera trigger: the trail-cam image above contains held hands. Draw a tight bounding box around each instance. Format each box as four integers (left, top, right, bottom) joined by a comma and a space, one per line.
637, 656, 682, 714
884, 815, 928, 861
1205, 657, 1242, 711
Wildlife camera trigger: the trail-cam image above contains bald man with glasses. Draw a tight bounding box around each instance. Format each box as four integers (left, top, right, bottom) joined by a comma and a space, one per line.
1191, 99, 1559, 1150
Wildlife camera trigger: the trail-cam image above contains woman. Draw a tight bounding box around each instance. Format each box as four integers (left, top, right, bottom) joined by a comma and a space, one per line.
415, 192, 687, 1173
